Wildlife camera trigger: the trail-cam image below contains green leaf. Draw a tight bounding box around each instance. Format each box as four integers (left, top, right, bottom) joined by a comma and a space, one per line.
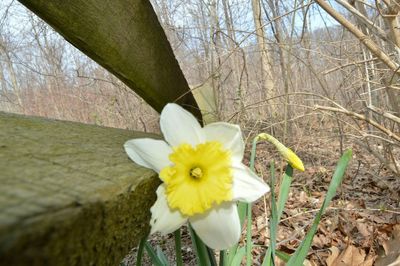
245, 201, 253, 266
144, 242, 166, 266
226, 239, 240, 266
246, 137, 259, 266
136, 236, 147, 266
231, 246, 246, 266
237, 202, 247, 227
174, 229, 183, 266
262, 164, 293, 266
277, 166, 293, 218
219, 250, 226, 266
262, 162, 277, 266
226, 201, 246, 266
286, 149, 352, 266
156, 246, 170, 266
189, 225, 212, 266
275, 250, 291, 262
207, 247, 217, 266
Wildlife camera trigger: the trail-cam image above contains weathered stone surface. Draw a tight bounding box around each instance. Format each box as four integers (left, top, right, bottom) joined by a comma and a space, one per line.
17, 0, 201, 119
0, 112, 160, 266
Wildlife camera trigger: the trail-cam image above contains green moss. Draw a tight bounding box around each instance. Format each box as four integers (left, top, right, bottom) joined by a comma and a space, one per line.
0, 112, 161, 265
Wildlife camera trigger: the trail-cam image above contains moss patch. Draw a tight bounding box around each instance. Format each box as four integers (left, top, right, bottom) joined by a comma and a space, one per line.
0, 112, 161, 265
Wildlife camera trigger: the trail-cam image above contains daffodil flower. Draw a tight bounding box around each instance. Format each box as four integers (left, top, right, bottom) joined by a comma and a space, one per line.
124, 103, 269, 250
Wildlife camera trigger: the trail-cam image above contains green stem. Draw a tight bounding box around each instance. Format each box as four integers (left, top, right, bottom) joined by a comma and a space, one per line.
246, 202, 252, 266
207, 247, 217, 266
174, 229, 183, 266
189, 225, 212, 266
219, 250, 226, 266
136, 235, 147, 266
246, 138, 258, 266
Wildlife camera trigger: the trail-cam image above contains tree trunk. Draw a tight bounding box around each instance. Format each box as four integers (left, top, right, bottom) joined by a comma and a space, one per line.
251, 0, 275, 107
17, 0, 201, 119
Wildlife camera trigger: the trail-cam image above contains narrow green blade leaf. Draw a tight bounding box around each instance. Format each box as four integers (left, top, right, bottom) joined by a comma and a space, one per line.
219, 250, 226, 266
277, 166, 293, 218
246, 137, 259, 266
174, 229, 183, 266
226, 243, 239, 266
144, 242, 165, 266
275, 250, 291, 262
156, 246, 170, 266
227, 202, 247, 266
207, 247, 217, 266
238, 202, 247, 226
245, 202, 253, 266
262, 161, 278, 266
287, 149, 352, 266
136, 236, 147, 266
231, 246, 246, 266
189, 225, 212, 266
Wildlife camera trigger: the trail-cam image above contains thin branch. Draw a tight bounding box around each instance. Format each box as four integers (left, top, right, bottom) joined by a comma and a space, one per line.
335, 0, 389, 42
314, 105, 400, 142
367, 105, 400, 124
315, 0, 400, 73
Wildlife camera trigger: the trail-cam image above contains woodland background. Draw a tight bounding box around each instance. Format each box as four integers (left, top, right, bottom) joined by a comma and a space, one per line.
0, 0, 399, 265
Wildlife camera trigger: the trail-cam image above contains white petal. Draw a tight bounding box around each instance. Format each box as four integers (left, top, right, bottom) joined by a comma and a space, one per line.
189, 202, 240, 250
124, 138, 172, 173
160, 103, 204, 147
202, 122, 244, 163
150, 185, 188, 235
232, 163, 270, 202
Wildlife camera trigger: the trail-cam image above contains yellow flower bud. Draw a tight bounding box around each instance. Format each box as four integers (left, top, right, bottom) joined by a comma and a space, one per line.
256, 133, 305, 171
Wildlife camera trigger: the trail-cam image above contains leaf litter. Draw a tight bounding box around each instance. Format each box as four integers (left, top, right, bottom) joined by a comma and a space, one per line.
125, 133, 400, 265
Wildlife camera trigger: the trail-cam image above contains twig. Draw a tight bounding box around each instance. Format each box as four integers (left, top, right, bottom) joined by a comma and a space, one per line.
355, 140, 399, 175
314, 105, 400, 142
315, 0, 400, 73
367, 105, 400, 124
335, 0, 389, 42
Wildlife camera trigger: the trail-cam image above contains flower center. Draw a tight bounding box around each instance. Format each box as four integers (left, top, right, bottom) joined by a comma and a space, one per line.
159, 141, 233, 216
190, 167, 203, 179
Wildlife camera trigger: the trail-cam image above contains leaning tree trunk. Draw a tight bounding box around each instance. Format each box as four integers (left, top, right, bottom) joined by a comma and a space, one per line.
17, 0, 201, 119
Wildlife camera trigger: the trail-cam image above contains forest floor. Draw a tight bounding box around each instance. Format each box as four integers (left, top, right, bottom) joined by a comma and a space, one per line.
124, 132, 400, 266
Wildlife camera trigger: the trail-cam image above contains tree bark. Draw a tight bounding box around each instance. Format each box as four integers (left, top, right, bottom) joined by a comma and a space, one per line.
251, 0, 275, 104
17, 0, 201, 119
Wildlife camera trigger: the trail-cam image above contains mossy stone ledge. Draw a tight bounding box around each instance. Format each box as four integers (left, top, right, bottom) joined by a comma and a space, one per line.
0, 112, 160, 266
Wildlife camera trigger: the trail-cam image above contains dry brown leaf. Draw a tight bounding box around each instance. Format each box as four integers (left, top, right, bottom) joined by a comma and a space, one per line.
313, 233, 330, 249
303, 259, 318, 266
387, 255, 400, 266
383, 225, 400, 254
328, 245, 367, 266
299, 191, 308, 203
355, 219, 372, 238
256, 216, 266, 231
326, 246, 340, 266
376, 225, 400, 266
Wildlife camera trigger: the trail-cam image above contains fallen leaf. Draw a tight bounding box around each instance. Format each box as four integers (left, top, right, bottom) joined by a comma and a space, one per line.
326, 246, 340, 266
329, 245, 366, 266
376, 225, 400, 266
356, 219, 372, 238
